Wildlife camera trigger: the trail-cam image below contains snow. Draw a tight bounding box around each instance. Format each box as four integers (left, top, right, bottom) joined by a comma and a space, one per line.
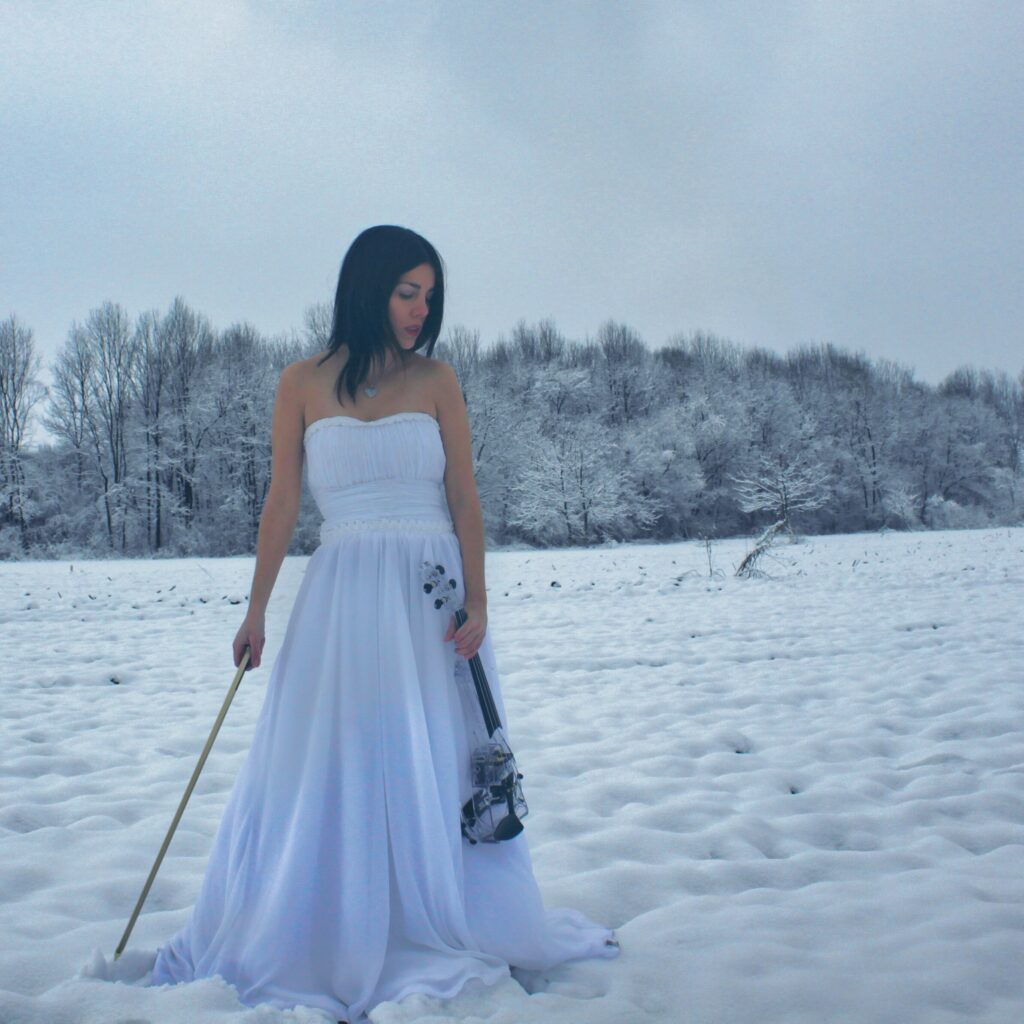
1, 527, 1022, 1024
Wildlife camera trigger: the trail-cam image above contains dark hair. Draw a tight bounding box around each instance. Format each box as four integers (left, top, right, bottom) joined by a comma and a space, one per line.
316, 224, 446, 404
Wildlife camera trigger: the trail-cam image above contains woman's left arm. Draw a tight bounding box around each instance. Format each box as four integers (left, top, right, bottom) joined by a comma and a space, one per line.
434, 362, 488, 658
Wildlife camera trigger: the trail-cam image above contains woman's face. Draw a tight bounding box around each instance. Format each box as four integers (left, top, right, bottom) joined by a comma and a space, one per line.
388, 262, 435, 348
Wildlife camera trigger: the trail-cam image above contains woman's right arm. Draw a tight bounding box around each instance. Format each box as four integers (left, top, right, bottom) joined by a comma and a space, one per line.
233, 362, 307, 670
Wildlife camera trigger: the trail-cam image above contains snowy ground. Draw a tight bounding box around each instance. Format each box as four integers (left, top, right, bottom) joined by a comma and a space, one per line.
1, 527, 1022, 1024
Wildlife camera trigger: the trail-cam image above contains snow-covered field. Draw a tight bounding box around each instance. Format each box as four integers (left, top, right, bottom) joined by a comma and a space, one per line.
1, 527, 1022, 1024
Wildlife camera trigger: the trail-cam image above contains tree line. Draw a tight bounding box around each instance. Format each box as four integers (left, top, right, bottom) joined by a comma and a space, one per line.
0, 300, 1021, 559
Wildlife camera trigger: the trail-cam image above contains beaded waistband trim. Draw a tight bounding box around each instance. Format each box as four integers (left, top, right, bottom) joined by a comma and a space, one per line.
320, 518, 455, 543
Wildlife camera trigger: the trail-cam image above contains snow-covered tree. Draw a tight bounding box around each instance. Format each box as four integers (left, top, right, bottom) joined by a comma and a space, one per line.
0, 313, 46, 551
2, 293, 1020, 558
730, 447, 831, 527
506, 416, 660, 546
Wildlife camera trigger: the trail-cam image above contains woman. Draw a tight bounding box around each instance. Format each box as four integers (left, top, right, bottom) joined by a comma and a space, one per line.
147, 225, 620, 1023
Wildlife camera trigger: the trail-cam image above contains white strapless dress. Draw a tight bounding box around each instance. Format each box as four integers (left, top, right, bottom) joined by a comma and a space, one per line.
146, 411, 619, 1023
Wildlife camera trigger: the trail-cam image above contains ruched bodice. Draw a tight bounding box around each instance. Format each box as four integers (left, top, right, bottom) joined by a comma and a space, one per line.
303, 411, 455, 544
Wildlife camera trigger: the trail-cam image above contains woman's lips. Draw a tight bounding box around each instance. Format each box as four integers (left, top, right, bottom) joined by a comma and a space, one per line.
405, 325, 421, 335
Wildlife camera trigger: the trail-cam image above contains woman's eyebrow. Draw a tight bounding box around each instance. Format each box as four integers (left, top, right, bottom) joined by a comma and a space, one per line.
399, 281, 434, 291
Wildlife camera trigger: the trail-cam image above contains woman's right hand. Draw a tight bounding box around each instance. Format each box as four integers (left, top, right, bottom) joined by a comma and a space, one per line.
233, 612, 266, 670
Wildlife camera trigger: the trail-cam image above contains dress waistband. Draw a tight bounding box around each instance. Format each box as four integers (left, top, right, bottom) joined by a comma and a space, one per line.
316, 479, 454, 543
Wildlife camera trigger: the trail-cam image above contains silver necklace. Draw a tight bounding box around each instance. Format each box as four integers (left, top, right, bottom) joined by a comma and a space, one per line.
363, 353, 402, 398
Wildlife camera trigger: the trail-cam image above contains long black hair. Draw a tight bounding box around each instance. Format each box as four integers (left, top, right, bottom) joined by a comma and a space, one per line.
316, 225, 446, 404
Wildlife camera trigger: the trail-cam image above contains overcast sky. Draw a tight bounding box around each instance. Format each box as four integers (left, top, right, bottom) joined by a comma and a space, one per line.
2, 0, 1022, 395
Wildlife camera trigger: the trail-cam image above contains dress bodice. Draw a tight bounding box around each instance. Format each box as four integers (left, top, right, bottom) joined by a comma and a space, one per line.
303, 412, 454, 543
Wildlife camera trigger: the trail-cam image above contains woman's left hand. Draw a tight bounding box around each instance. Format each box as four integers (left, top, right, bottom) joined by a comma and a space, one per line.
444, 599, 487, 659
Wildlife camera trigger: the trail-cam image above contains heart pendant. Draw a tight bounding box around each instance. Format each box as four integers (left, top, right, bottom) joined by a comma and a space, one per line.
364, 385, 377, 397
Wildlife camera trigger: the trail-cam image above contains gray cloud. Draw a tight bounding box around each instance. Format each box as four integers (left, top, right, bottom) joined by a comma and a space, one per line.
1, 0, 1021, 391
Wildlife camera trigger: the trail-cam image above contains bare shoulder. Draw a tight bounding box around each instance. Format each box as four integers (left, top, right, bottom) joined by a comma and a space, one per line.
412, 351, 448, 378
276, 357, 311, 403
283, 353, 334, 418
290, 352, 327, 378
421, 356, 460, 398
278, 357, 311, 397
404, 354, 452, 415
